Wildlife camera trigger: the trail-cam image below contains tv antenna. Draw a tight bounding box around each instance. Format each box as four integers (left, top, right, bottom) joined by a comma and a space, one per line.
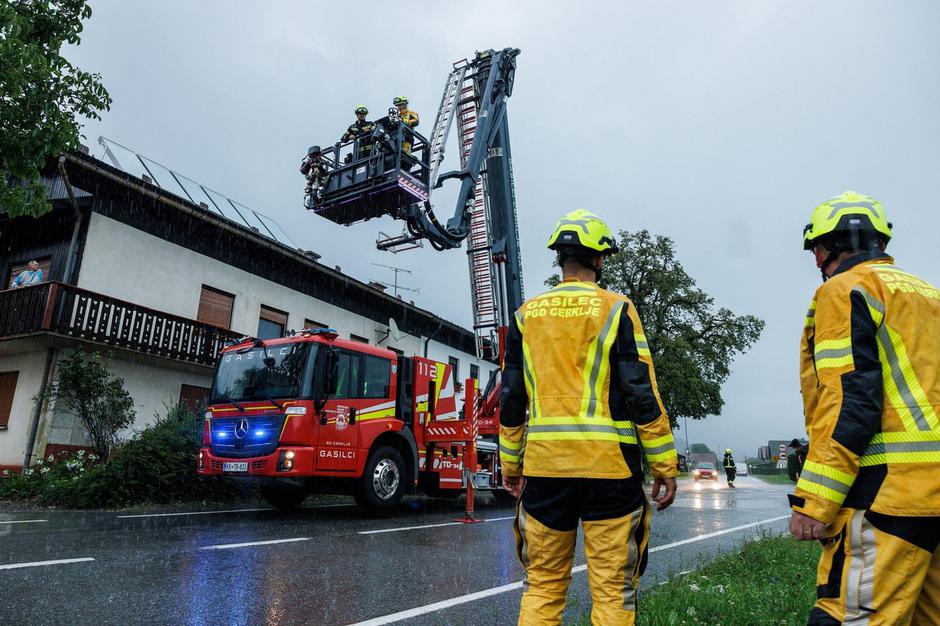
371, 263, 420, 299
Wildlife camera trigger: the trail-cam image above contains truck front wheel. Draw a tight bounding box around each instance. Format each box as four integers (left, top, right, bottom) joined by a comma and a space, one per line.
354, 446, 405, 512
260, 483, 308, 510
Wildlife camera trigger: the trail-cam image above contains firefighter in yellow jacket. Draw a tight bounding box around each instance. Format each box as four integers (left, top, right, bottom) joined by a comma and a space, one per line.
393, 96, 419, 153
791, 191, 940, 625
500, 210, 678, 626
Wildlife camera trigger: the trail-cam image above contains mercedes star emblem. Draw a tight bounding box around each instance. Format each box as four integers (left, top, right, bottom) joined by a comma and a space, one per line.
234, 418, 249, 439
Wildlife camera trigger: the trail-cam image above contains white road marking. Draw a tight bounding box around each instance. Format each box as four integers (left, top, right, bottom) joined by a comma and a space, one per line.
0, 557, 94, 571
346, 514, 791, 625
0, 519, 48, 525
117, 507, 272, 519
359, 516, 515, 535
116, 502, 355, 519
200, 537, 311, 550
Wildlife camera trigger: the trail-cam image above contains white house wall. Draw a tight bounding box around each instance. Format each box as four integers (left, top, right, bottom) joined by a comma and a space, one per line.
79, 215, 497, 387
39, 354, 213, 451
0, 351, 51, 468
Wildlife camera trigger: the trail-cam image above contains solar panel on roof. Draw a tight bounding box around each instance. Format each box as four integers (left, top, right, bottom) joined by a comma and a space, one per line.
97, 136, 297, 249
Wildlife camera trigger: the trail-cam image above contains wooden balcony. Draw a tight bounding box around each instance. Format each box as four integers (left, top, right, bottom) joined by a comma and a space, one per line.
0, 282, 240, 367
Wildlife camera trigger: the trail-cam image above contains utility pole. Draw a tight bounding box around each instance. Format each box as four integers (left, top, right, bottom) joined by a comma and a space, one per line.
371, 263, 420, 299
683, 414, 691, 457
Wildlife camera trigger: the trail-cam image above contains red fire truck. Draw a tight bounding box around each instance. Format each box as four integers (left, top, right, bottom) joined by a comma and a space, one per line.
199, 48, 523, 513
197, 329, 507, 512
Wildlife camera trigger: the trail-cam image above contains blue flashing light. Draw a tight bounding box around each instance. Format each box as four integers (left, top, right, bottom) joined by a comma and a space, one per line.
216, 431, 229, 439
254, 430, 266, 438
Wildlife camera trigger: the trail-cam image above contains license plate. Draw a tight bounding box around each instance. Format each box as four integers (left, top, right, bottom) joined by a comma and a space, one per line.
222, 462, 248, 472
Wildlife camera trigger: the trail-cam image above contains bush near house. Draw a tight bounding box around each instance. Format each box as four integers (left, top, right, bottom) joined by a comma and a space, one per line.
41, 351, 136, 460
0, 404, 240, 508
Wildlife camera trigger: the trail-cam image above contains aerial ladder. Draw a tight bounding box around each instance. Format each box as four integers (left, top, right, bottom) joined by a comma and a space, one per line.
304, 48, 524, 514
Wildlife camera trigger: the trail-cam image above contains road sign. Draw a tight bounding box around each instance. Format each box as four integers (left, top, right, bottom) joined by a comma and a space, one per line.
778, 444, 787, 451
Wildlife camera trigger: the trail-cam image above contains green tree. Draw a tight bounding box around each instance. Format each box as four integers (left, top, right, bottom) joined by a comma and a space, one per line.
1, 0, 111, 218
43, 351, 135, 459
546, 229, 765, 428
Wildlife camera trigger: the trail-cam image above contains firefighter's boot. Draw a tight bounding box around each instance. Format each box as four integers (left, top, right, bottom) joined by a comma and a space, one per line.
514, 505, 576, 626
581, 504, 650, 626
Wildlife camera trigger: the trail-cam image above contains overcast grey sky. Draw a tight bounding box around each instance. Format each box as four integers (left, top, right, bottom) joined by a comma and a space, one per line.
68, 1, 940, 458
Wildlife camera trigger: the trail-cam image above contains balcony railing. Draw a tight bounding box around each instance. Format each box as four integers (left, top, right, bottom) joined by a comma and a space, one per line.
0, 282, 240, 367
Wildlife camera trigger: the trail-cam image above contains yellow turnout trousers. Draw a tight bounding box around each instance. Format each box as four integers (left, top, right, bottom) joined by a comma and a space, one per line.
513, 477, 651, 626
810, 508, 940, 625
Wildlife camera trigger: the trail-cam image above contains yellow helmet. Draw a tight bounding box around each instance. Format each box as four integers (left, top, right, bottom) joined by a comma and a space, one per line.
725, 448, 732, 454
803, 191, 893, 251
546, 209, 619, 254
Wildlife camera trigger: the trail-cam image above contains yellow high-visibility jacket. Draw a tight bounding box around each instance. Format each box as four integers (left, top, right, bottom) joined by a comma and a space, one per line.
400, 109, 419, 129
499, 279, 678, 480
791, 252, 940, 523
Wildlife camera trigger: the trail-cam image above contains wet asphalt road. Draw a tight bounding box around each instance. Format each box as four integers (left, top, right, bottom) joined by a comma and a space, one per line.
1, 476, 792, 626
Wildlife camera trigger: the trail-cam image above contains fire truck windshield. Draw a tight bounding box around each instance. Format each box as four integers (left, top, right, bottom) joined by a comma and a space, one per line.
210, 343, 315, 403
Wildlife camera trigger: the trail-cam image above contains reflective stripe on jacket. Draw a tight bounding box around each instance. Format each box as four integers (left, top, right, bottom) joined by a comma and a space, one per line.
499, 279, 678, 479
792, 252, 940, 523
341, 120, 376, 144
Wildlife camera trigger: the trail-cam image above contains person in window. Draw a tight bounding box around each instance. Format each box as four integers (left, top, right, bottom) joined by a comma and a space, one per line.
12, 261, 42, 288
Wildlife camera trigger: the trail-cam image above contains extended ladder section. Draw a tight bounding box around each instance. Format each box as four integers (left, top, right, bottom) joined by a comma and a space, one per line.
428, 60, 468, 189
455, 61, 500, 359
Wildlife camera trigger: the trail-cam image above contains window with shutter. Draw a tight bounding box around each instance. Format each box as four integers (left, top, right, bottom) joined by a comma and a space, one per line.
0, 371, 19, 430
179, 384, 211, 413
197, 286, 235, 329
258, 305, 288, 339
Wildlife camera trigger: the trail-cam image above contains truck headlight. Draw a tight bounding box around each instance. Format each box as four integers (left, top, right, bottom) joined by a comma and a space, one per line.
277, 449, 295, 471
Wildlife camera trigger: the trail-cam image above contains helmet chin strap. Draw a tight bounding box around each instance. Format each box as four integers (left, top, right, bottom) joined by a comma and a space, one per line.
820, 251, 839, 282
818, 239, 847, 283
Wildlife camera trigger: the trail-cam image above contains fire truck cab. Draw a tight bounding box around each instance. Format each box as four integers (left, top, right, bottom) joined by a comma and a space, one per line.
197, 329, 500, 512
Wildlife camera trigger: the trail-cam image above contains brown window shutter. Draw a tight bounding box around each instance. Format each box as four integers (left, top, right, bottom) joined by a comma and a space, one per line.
305, 319, 328, 329
260, 306, 288, 326
0, 372, 19, 429
197, 286, 235, 329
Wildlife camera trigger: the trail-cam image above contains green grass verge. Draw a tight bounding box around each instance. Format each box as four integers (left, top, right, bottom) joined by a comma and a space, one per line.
753, 473, 796, 485
634, 534, 820, 626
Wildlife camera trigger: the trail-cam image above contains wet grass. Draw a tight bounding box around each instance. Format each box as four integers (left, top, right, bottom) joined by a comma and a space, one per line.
566, 533, 820, 625
753, 473, 796, 485
627, 534, 819, 625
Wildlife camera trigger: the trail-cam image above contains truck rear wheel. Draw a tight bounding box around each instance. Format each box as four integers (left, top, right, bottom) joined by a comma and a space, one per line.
354, 446, 405, 512
260, 483, 308, 510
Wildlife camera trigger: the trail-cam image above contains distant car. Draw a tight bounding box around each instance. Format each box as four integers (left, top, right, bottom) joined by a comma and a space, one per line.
692, 462, 719, 481
736, 462, 749, 476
